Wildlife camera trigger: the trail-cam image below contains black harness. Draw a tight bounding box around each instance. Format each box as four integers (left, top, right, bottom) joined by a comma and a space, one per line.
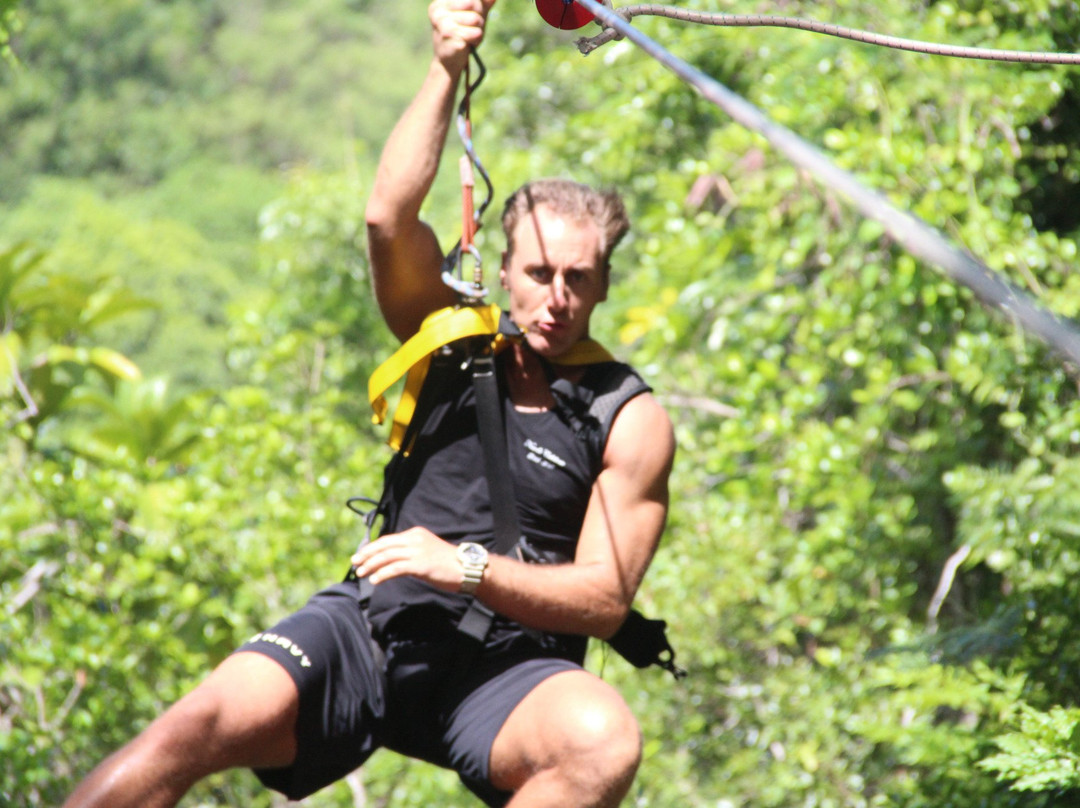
351, 322, 685, 679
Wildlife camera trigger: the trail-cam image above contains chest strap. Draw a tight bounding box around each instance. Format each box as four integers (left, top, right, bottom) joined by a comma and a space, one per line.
455, 342, 687, 678
368, 303, 613, 451
456, 346, 518, 642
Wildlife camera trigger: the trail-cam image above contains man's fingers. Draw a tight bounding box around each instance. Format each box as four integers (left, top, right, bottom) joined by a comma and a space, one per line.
350, 528, 462, 592
366, 559, 415, 585
442, 0, 491, 13
430, 0, 492, 50
353, 535, 408, 564
436, 13, 485, 39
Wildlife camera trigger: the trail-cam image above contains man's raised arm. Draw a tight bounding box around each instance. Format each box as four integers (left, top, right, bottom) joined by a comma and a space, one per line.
365, 0, 495, 342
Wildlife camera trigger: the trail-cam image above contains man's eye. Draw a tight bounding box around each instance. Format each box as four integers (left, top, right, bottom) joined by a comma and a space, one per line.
529, 268, 553, 283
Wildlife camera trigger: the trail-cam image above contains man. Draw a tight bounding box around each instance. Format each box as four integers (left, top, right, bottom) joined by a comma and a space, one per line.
62, 0, 674, 805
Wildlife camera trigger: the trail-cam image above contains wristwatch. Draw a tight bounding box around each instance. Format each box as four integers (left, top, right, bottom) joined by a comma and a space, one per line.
456, 542, 489, 595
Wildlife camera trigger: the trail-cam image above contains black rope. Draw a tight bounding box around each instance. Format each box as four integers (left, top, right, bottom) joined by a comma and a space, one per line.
570, 0, 1080, 372
458, 48, 495, 230
443, 47, 497, 302
577, 5, 1080, 63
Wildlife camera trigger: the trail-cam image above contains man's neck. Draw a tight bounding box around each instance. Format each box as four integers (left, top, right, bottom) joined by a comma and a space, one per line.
505, 342, 584, 411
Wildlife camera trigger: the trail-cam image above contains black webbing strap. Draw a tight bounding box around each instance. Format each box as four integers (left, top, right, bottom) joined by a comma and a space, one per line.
457, 345, 521, 642
456, 344, 686, 678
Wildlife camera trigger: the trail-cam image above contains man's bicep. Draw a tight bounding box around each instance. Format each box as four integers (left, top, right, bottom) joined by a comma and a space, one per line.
367, 217, 458, 341
574, 394, 675, 601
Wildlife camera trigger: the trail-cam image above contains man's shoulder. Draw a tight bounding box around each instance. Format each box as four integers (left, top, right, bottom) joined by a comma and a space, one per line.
604, 390, 675, 475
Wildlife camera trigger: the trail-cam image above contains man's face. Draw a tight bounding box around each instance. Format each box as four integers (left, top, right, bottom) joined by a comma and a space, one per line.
500, 205, 609, 359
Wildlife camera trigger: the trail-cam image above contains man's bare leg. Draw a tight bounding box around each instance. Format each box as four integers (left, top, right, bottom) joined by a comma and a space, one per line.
62, 652, 299, 808
489, 670, 642, 808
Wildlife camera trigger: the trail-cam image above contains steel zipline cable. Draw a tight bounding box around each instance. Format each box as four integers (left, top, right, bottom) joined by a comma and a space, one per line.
568, 0, 1080, 371
576, 5, 1080, 62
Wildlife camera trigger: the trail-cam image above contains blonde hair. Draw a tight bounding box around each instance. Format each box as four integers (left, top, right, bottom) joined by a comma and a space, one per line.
501, 179, 630, 271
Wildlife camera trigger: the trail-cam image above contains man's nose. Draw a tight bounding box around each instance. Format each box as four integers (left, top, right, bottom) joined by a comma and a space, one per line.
549, 275, 569, 310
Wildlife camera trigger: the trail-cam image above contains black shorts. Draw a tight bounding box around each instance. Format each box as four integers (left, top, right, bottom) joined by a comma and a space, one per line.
236, 582, 581, 806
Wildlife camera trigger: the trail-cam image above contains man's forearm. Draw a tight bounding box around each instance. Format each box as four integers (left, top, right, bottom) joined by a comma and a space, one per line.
366, 57, 462, 233
350, 525, 636, 639
475, 555, 635, 640
366, 0, 488, 237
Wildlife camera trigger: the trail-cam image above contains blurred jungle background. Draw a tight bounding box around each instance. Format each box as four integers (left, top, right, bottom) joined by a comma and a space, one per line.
4, 0, 1080, 805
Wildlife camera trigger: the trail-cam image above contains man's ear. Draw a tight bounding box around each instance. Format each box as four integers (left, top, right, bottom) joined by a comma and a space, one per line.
500, 252, 509, 290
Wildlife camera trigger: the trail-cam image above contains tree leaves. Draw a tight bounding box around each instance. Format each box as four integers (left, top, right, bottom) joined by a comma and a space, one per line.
5, 0, 1080, 805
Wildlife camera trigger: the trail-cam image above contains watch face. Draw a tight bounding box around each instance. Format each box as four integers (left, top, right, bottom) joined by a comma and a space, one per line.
461, 544, 486, 564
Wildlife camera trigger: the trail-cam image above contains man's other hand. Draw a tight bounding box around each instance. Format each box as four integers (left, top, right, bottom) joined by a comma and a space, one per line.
351, 527, 467, 592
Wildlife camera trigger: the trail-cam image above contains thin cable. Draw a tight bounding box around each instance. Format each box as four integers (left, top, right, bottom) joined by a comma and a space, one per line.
577, 5, 1080, 63
457, 49, 495, 234
570, 0, 1080, 371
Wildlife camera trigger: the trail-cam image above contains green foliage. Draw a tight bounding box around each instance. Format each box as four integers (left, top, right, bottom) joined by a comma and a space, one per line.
0, 0, 430, 201
58, 377, 204, 470
2, 178, 248, 393
5, 0, 1080, 806
0, 241, 147, 440
0, 0, 17, 65
130, 158, 286, 268
227, 167, 393, 422
946, 457, 1080, 702
981, 704, 1080, 793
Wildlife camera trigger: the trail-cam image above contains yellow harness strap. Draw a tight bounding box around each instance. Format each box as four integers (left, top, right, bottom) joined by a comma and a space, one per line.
545, 338, 614, 366
368, 304, 614, 451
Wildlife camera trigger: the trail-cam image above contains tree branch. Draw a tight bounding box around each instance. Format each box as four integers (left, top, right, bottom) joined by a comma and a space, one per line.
927, 544, 971, 633
660, 392, 740, 419
7, 559, 60, 614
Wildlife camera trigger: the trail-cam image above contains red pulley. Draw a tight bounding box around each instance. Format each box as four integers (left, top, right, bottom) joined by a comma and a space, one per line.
535, 0, 594, 30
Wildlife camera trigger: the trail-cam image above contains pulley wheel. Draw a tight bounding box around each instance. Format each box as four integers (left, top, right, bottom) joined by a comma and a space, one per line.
535, 0, 595, 30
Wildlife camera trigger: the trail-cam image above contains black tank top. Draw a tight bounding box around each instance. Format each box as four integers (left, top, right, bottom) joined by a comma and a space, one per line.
365, 351, 644, 657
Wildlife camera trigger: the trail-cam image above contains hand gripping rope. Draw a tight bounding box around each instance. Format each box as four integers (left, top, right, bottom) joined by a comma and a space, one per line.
534, 0, 1080, 372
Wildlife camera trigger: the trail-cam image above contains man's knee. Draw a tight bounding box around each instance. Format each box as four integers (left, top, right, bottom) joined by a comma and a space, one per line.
495, 673, 642, 794
62, 656, 298, 808
62, 686, 235, 805
564, 698, 642, 782
146, 652, 299, 773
